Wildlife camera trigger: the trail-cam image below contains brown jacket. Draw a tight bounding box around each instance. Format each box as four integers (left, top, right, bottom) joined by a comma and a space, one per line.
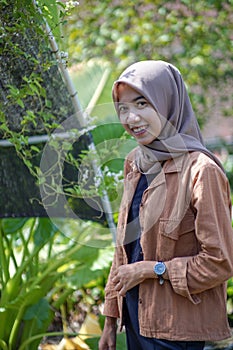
103, 150, 233, 341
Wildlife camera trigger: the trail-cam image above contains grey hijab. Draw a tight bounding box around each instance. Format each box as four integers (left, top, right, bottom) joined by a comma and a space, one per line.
112, 60, 223, 173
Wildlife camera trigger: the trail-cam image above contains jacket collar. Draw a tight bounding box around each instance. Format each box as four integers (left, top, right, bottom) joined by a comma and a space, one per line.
130, 153, 186, 175
163, 154, 185, 173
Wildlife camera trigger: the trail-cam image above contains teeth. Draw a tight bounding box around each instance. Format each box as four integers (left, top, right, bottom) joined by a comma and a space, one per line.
133, 126, 145, 133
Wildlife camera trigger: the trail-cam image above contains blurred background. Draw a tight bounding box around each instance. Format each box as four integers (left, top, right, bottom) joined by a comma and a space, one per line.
0, 1, 232, 349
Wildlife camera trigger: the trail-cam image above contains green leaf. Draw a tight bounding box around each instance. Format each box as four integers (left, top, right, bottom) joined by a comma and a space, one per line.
85, 332, 127, 350
67, 248, 113, 289
91, 123, 125, 144
30, 145, 40, 153
23, 298, 50, 329
70, 244, 99, 263
5, 286, 43, 310
34, 218, 57, 245
1, 218, 28, 234
38, 0, 62, 41
68, 268, 98, 289
33, 218, 57, 246
1, 274, 22, 304
70, 61, 111, 109
91, 247, 114, 271
16, 98, 25, 108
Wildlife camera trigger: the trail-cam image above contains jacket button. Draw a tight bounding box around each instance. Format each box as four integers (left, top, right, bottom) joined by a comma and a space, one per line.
139, 298, 142, 304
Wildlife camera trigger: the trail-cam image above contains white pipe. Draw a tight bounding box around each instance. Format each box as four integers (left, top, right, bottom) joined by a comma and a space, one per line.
31, 1, 117, 241
86, 67, 111, 114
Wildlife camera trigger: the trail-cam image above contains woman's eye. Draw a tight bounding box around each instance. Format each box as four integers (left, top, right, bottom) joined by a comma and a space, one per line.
119, 105, 128, 113
137, 100, 147, 108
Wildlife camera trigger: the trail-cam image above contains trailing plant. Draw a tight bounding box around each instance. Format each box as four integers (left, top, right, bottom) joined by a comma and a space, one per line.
0, 1, 131, 219
0, 0, 78, 170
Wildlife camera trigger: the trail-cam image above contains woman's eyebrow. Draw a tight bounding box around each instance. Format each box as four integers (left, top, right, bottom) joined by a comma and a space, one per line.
118, 96, 145, 104
132, 96, 145, 102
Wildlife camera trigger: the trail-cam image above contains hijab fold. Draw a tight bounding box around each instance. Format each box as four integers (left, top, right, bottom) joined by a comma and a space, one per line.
112, 60, 223, 174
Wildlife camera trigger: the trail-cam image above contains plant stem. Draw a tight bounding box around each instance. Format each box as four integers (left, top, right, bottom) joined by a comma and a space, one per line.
0, 224, 9, 287
60, 304, 68, 335
31, 243, 83, 287
8, 304, 26, 350
20, 219, 35, 263
0, 340, 8, 350
6, 235, 18, 272
52, 287, 74, 309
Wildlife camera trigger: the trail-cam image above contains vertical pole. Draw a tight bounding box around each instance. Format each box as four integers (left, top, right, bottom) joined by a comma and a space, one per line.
33, 1, 116, 241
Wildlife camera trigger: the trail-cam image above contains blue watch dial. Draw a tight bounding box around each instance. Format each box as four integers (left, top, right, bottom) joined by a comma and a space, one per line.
154, 262, 166, 275
154, 262, 166, 285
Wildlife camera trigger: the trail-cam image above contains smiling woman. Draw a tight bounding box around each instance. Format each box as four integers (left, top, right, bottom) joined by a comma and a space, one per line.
99, 60, 233, 350
116, 84, 162, 145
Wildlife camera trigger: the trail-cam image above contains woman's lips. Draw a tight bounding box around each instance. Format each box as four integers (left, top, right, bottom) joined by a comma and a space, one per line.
131, 125, 147, 135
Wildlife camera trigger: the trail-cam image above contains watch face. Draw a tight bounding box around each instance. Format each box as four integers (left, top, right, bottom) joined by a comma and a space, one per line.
154, 262, 166, 275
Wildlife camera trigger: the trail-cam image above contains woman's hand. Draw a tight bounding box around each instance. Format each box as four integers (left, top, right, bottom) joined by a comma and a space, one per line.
112, 261, 156, 296
98, 316, 117, 350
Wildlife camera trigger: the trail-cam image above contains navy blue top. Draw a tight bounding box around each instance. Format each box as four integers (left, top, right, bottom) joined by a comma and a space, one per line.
124, 174, 149, 263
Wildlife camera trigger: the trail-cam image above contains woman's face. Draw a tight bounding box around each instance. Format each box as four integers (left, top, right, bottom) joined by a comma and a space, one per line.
117, 84, 162, 145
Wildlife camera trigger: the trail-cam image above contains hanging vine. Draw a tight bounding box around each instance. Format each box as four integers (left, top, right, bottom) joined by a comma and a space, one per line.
0, 1, 90, 200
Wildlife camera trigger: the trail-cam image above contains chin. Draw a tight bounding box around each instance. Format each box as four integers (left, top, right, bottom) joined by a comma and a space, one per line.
138, 140, 151, 145
138, 138, 156, 145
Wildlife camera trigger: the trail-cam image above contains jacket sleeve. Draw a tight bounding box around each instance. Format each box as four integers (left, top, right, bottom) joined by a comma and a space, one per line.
102, 248, 121, 318
103, 149, 137, 315
166, 161, 233, 304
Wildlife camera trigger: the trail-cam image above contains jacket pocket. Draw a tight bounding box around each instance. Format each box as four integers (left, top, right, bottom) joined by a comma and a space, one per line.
157, 214, 196, 260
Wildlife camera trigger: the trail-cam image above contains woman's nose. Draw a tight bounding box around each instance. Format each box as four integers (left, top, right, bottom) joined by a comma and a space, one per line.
126, 110, 140, 123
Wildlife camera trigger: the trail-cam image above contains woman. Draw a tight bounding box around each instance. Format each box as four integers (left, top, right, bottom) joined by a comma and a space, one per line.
98, 60, 233, 350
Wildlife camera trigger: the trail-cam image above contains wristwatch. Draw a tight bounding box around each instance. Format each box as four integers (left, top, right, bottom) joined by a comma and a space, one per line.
154, 261, 166, 285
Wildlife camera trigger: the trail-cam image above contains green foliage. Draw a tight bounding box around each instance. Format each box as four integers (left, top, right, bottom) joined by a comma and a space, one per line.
23, 299, 51, 329
65, 0, 233, 126
70, 60, 111, 110
224, 156, 233, 191
85, 332, 127, 350
228, 249, 233, 327
0, 217, 113, 350
0, 2, 129, 214
66, 0, 233, 75
0, 0, 76, 177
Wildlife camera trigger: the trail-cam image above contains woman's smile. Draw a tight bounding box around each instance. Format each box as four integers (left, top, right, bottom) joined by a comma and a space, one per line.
117, 83, 162, 145
131, 125, 147, 132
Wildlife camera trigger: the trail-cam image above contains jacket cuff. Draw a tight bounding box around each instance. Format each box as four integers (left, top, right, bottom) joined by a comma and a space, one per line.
166, 258, 201, 305
103, 296, 119, 318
